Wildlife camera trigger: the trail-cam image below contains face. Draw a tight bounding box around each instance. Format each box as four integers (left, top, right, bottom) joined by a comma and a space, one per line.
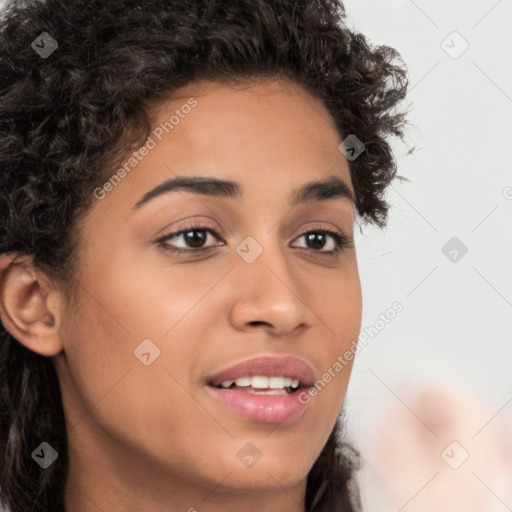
54, 79, 363, 508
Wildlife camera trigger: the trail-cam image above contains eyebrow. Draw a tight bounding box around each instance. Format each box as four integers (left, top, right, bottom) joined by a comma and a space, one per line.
132, 174, 356, 210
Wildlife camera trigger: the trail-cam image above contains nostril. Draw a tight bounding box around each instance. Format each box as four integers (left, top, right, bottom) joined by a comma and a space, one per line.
248, 321, 268, 327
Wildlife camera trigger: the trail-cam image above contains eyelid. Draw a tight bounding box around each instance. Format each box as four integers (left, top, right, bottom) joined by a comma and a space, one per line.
295, 222, 352, 242
159, 222, 344, 241
154, 218, 219, 239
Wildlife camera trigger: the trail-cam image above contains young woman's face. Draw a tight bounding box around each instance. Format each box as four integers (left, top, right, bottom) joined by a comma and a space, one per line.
55, 79, 363, 509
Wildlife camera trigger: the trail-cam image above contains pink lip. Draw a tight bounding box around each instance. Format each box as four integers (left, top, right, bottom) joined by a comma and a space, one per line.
205, 356, 316, 423
205, 386, 309, 423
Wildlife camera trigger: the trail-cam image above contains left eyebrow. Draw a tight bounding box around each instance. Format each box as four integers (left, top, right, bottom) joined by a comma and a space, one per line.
131, 174, 356, 210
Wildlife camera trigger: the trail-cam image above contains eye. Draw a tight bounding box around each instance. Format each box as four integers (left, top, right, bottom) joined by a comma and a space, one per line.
291, 227, 350, 256
156, 223, 223, 255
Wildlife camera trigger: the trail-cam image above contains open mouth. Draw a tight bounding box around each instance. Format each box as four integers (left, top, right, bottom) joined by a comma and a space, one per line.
205, 371, 313, 423
209, 376, 304, 395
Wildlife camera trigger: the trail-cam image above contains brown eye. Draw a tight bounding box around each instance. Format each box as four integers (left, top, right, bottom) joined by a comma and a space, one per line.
291, 229, 350, 255
157, 227, 222, 254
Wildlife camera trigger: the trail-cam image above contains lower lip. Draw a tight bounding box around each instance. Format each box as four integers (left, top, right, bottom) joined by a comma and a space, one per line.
205, 386, 309, 423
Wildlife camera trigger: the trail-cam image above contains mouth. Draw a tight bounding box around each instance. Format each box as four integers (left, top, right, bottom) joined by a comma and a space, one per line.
204, 356, 315, 423
208, 375, 307, 395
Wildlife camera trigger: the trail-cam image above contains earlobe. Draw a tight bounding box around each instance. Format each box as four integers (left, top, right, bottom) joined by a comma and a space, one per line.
0, 253, 64, 357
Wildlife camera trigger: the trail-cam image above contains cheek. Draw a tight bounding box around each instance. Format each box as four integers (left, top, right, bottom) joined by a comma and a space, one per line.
313, 261, 363, 344
308, 265, 362, 405
59, 280, 207, 459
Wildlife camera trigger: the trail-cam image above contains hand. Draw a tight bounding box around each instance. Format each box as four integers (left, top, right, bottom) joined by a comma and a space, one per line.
364, 382, 511, 512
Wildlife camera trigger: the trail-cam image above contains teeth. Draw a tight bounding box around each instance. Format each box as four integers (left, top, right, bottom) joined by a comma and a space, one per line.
234, 377, 251, 387
251, 376, 269, 388
268, 376, 285, 388
218, 375, 301, 390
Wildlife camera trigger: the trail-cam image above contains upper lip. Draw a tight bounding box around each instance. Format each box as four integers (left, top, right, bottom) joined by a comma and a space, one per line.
207, 356, 316, 387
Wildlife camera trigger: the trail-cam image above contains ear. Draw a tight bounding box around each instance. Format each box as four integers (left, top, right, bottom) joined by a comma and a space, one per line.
0, 252, 64, 357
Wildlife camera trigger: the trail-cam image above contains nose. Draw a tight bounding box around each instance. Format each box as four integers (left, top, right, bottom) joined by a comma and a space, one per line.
227, 242, 317, 337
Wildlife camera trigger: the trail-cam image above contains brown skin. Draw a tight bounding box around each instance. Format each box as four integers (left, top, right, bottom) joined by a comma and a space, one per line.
0, 79, 362, 512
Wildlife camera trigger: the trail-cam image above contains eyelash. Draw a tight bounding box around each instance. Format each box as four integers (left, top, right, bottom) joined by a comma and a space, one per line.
156, 220, 351, 258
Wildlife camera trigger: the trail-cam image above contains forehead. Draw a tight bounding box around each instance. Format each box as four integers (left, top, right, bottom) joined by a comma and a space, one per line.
93, 78, 353, 218
147, 78, 342, 157
143, 79, 347, 176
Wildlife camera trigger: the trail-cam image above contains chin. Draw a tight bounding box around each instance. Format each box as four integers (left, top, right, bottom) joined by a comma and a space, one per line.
216, 450, 312, 491
227, 468, 307, 493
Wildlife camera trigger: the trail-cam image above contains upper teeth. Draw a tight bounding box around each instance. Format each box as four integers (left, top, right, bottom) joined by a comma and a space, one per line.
219, 376, 300, 389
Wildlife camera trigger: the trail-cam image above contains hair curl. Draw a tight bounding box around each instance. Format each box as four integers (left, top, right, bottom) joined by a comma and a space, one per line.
0, 0, 412, 510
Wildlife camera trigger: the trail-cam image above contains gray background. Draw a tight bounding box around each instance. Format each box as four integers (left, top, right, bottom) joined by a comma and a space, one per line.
342, 1, 512, 510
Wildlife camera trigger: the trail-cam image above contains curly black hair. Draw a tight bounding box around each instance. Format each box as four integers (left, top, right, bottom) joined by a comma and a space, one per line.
0, 0, 412, 510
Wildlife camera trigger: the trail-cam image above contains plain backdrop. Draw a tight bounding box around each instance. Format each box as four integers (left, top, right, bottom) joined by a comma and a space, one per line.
0, 0, 511, 511
343, 0, 511, 407
340, 1, 512, 510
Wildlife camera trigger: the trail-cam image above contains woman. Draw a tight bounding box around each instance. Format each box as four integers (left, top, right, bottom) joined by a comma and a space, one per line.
0, 0, 411, 510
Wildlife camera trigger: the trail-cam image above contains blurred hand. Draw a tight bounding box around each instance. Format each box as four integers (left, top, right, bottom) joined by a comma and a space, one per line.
366, 382, 512, 512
